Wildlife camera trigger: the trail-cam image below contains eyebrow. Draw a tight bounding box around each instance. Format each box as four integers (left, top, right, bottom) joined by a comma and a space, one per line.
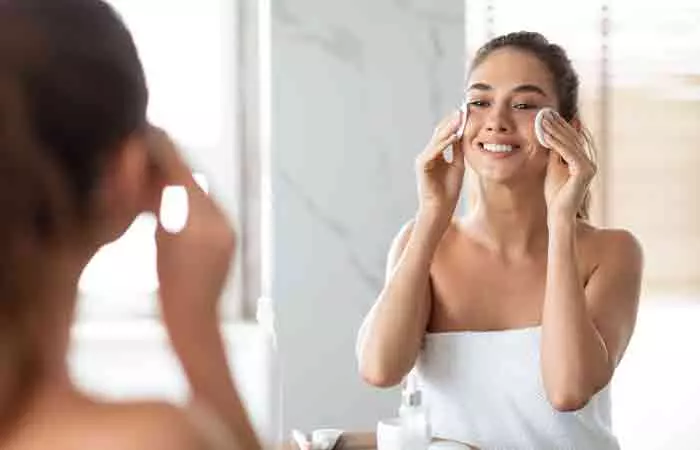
467, 83, 548, 97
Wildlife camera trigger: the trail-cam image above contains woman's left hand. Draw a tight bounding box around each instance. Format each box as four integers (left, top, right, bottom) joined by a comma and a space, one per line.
540, 110, 596, 224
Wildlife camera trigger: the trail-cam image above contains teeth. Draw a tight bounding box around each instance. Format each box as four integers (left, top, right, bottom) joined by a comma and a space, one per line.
483, 143, 514, 153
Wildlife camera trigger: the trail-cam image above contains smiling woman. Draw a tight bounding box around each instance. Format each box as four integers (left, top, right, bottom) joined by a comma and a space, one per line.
356, 31, 642, 449
463, 34, 596, 221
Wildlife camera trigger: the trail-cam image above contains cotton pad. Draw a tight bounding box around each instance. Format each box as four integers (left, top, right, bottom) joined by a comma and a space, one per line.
534, 107, 556, 148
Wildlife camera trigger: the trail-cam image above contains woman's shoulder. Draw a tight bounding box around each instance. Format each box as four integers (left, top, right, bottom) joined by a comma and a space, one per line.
68, 400, 213, 450
387, 216, 463, 255
120, 401, 213, 447
83, 400, 212, 450
6, 399, 213, 450
577, 221, 643, 267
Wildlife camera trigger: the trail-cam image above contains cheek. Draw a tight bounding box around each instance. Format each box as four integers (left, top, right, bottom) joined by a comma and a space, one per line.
527, 146, 550, 172
462, 111, 485, 143
516, 114, 544, 154
517, 113, 538, 137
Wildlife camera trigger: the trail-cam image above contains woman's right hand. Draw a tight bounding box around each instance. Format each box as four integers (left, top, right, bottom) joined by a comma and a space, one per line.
415, 109, 466, 226
143, 126, 235, 320
142, 126, 262, 450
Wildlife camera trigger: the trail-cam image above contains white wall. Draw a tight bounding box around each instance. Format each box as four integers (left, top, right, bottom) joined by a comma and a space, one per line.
613, 295, 700, 450
270, 0, 465, 435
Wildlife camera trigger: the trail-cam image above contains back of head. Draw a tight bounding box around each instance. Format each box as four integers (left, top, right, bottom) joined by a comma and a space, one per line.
0, 0, 147, 433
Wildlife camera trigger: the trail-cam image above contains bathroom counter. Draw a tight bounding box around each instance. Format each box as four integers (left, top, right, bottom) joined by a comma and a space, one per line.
282, 432, 375, 449
282, 432, 479, 449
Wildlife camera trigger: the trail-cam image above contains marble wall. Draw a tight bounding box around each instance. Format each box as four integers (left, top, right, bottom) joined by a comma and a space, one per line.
270, 0, 465, 434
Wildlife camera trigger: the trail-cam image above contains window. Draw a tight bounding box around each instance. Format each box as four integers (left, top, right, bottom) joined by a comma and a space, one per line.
77, 0, 265, 321
607, 2, 700, 294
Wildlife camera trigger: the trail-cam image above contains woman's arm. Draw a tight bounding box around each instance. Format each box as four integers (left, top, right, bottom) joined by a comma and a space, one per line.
146, 127, 262, 449
538, 110, 644, 412
356, 215, 444, 388
541, 222, 643, 411
357, 110, 467, 388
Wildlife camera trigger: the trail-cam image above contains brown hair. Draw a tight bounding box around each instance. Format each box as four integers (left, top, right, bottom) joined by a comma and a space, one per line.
0, 0, 147, 430
468, 31, 595, 220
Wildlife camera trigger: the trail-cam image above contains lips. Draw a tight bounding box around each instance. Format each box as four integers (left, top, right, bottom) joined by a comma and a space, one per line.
482, 143, 515, 153
477, 142, 521, 157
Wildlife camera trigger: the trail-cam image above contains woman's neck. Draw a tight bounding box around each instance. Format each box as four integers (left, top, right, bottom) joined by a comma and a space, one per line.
28, 246, 93, 388
468, 178, 549, 259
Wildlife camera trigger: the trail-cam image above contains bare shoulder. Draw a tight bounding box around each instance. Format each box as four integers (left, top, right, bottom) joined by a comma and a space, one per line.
83, 401, 209, 450
384, 219, 418, 274
388, 217, 460, 256
385, 218, 459, 273
578, 222, 644, 273
391, 219, 418, 250
5, 396, 215, 450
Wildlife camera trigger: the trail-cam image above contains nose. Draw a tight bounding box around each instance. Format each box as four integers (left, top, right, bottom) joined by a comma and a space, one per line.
484, 104, 513, 133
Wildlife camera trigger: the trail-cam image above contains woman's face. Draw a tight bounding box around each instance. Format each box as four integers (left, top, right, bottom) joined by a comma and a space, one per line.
462, 47, 559, 184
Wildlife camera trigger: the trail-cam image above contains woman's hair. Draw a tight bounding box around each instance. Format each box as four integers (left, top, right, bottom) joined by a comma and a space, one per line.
467, 31, 595, 220
0, 0, 147, 429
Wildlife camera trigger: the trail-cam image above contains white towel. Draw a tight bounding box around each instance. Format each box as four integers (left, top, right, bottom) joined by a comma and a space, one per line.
415, 327, 619, 450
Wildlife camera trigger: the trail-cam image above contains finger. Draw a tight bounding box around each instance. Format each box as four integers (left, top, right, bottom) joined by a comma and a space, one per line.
542, 128, 596, 183
547, 117, 596, 177
546, 113, 581, 143
547, 113, 588, 153
541, 119, 585, 167
542, 115, 587, 159
441, 132, 466, 165
548, 145, 566, 168
144, 126, 222, 235
421, 109, 464, 164
432, 110, 463, 142
450, 138, 466, 169
146, 125, 201, 191
419, 133, 461, 169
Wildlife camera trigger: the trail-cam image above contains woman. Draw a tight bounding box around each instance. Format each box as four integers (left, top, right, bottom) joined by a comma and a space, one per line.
357, 32, 643, 449
0, 0, 261, 448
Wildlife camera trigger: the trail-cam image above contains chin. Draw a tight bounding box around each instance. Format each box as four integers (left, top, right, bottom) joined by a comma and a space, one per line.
469, 157, 544, 185
471, 165, 523, 183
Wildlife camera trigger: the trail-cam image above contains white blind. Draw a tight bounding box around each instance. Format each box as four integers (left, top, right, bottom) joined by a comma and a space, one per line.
608, 2, 700, 293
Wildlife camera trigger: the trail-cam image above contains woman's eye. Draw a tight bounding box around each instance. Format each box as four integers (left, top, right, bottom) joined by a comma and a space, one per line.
513, 103, 536, 110
468, 100, 489, 108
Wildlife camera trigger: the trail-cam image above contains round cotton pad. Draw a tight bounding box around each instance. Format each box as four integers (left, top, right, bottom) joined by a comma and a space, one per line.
534, 107, 555, 148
